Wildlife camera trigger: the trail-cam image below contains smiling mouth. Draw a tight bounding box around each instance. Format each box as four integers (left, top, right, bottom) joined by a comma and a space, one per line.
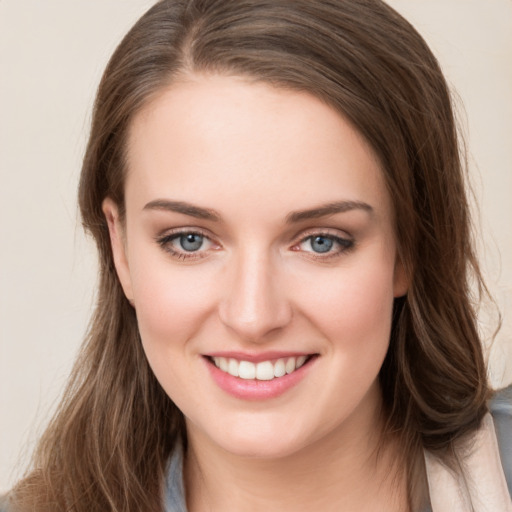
207, 355, 315, 381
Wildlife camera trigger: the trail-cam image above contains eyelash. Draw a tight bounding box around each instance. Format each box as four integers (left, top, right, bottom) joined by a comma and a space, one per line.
156, 229, 215, 261
155, 229, 355, 262
293, 231, 355, 261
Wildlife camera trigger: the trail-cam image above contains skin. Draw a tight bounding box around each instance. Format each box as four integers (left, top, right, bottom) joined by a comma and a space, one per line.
104, 74, 410, 511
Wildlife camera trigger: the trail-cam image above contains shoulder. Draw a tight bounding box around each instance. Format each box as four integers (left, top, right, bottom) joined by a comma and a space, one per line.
490, 384, 512, 497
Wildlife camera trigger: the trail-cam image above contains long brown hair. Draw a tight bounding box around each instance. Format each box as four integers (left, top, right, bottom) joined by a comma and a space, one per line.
11, 0, 490, 510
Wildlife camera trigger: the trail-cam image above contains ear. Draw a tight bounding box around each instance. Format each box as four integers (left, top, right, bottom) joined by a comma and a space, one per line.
393, 255, 409, 298
102, 198, 134, 303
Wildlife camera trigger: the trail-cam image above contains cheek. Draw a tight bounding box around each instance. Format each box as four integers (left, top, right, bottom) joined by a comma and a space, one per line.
128, 249, 219, 348
292, 257, 395, 354
128, 258, 220, 402
288, 258, 396, 429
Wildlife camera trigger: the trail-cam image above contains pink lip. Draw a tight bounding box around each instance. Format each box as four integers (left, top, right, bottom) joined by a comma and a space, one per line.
204, 355, 317, 401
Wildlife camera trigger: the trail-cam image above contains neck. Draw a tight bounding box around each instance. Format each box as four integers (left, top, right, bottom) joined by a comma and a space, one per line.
184, 387, 410, 512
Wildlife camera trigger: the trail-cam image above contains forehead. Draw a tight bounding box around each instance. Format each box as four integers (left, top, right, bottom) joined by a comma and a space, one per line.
125, 74, 391, 222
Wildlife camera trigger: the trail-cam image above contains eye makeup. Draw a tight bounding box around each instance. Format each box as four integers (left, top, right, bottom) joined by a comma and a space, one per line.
155, 226, 355, 263
155, 228, 220, 261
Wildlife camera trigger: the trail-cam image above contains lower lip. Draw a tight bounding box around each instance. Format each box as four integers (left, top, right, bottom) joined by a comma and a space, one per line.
204, 356, 316, 400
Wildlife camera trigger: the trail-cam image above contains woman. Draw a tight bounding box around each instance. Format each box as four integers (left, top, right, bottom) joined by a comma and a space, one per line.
3, 0, 511, 510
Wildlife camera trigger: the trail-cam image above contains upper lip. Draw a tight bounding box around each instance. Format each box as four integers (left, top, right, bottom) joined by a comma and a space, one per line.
203, 351, 315, 363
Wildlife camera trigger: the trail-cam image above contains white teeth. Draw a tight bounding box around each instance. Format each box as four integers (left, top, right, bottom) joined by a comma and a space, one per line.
238, 361, 256, 380
212, 355, 310, 380
296, 355, 307, 369
228, 358, 239, 377
256, 361, 274, 380
273, 359, 286, 378
285, 357, 296, 374
219, 357, 229, 372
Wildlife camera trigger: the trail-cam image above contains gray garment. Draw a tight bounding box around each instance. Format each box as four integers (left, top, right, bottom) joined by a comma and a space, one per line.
492, 385, 512, 497
164, 442, 188, 512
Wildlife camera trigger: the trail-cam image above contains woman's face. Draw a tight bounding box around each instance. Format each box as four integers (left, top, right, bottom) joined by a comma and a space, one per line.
105, 74, 408, 459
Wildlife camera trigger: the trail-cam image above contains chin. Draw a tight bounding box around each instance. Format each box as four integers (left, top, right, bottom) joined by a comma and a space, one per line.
217, 433, 308, 460
189, 412, 326, 460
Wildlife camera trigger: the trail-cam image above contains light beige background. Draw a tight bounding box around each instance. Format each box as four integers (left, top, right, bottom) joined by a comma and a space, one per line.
1, 0, 511, 493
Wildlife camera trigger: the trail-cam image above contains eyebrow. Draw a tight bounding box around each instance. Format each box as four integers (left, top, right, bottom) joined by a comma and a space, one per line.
143, 198, 373, 223
285, 200, 373, 223
143, 199, 221, 221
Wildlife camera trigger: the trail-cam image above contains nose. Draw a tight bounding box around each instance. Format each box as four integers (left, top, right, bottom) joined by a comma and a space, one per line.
218, 249, 292, 342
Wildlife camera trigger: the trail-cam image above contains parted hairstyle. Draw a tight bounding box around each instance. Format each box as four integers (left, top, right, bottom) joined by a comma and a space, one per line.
11, 0, 490, 510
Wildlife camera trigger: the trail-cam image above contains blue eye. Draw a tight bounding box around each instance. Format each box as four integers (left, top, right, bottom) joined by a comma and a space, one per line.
179, 233, 204, 252
297, 233, 354, 257
310, 236, 334, 253
157, 230, 215, 260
